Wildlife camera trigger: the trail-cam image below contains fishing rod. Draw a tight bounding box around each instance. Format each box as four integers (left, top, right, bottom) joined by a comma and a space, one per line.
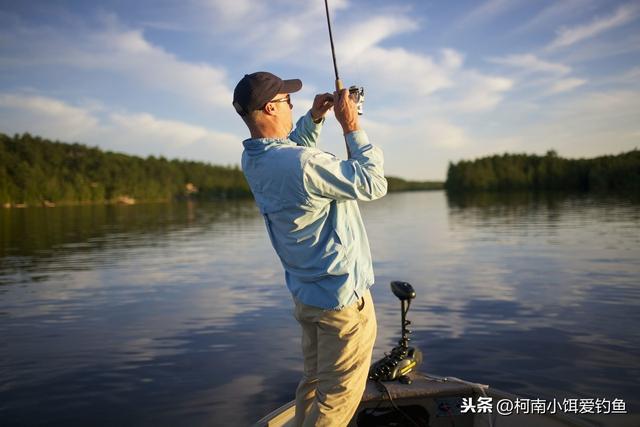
323, 0, 365, 114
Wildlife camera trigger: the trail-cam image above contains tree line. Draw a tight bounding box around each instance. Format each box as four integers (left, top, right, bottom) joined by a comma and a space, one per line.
386, 176, 443, 192
0, 133, 441, 206
445, 149, 640, 192
0, 133, 251, 205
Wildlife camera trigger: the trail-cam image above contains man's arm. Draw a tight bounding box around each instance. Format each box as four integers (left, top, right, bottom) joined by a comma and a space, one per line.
289, 93, 334, 148
289, 111, 324, 148
303, 130, 387, 201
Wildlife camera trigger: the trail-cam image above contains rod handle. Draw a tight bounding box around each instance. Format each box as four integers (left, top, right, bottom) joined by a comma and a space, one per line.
335, 79, 344, 91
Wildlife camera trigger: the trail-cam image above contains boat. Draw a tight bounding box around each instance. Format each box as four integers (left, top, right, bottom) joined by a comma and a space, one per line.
254, 369, 640, 426
254, 373, 606, 426
254, 282, 638, 427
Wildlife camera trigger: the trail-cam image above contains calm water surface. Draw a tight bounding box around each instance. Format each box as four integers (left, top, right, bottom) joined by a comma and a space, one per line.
1, 191, 639, 426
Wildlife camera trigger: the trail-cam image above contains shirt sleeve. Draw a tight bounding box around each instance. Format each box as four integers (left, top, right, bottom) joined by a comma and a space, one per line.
303, 130, 387, 201
288, 110, 324, 148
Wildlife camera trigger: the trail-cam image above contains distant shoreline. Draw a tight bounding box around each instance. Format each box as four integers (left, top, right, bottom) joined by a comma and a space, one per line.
446, 149, 639, 193
5, 133, 635, 207
0, 132, 443, 207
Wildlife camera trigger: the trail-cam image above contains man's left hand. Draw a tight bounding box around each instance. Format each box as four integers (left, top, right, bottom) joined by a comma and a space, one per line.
311, 93, 334, 123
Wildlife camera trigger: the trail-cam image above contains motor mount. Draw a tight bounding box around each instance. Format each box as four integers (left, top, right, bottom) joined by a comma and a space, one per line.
369, 281, 423, 382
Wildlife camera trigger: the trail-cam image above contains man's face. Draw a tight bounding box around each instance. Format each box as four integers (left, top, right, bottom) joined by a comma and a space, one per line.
268, 92, 293, 133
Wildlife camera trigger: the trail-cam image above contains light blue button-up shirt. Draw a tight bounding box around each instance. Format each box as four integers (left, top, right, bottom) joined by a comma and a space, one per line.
241, 111, 387, 309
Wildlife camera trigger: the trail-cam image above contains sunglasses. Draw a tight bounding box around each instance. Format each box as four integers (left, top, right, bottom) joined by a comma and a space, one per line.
264, 94, 292, 109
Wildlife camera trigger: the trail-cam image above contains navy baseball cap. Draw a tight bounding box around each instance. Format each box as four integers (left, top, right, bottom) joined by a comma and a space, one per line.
233, 71, 302, 116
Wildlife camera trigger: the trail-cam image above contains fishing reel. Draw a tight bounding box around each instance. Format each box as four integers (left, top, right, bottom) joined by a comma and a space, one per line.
348, 85, 365, 115
369, 281, 423, 383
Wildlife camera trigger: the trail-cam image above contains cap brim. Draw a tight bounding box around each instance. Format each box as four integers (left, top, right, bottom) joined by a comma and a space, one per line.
282, 79, 302, 93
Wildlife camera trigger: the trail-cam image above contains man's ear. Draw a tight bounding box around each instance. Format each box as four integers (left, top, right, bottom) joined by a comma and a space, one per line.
263, 102, 277, 116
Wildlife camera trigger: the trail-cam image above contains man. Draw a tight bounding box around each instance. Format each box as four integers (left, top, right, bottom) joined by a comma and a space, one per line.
233, 71, 387, 426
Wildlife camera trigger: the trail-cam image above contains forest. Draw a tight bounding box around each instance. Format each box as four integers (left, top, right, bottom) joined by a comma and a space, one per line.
445, 149, 639, 192
0, 133, 441, 206
0, 133, 252, 206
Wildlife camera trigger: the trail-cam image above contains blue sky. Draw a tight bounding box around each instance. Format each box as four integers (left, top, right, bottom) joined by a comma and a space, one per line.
0, 0, 638, 180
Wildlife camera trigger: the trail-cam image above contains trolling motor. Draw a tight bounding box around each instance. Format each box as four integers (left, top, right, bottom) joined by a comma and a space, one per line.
324, 0, 365, 114
369, 281, 423, 384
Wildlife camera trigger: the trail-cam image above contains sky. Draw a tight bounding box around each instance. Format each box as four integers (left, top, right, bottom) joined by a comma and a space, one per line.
0, 0, 639, 180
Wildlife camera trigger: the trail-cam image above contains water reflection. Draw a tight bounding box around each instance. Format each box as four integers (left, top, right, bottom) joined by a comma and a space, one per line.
1, 192, 639, 425
365, 191, 639, 414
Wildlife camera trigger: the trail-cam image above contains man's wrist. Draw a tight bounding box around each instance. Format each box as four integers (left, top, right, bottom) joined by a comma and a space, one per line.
310, 110, 324, 124
342, 124, 360, 135
344, 129, 369, 154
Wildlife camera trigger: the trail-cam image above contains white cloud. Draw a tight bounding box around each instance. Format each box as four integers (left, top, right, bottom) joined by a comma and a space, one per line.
352, 47, 457, 97
504, 89, 640, 157
454, 0, 522, 29
365, 114, 469, 150
316, 17, 512, 121
334, 16, 470, 102
0, 93, 99, 140
489, 54, 571, 75
0, 93, 242, 164
194, 0, 348, 33
81, 27, 233, 108
110, 112, 210, 146
191, 0, 351, 63
334, 15, 512, 113
108, 111, 240, 161
448, 71, 513, 112
513, 0, 594, 35
198, 0, 257, 23
558, 31, 640, 63
339, 16, 419, 58
422, 119, 469, 149
571, 89, 640, 113
487, 53, 586, 97
441, 49, 465, 70
619, 66, 640, 83
359, 114, 471, 180
548, 78, 587, 94
0, 19, 233, 109
547, 3, 640, 50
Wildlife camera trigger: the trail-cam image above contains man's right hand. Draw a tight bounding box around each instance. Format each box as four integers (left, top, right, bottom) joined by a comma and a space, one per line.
333, 89, 360, 135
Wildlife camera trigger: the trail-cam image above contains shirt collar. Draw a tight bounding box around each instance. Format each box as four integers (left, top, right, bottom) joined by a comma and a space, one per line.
242, 136, 295, 151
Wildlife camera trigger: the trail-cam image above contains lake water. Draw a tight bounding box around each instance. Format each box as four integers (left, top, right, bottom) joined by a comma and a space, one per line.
1, 191, 639, 426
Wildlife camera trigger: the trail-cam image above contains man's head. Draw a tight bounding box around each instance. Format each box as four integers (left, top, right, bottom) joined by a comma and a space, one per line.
233, 71, 302, 138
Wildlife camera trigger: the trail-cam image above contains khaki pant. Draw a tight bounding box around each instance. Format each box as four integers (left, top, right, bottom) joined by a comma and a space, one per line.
293, 289, 377, 427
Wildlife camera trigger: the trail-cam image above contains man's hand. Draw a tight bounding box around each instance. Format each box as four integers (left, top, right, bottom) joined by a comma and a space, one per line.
311, 93, 334, 123
333, 89, 360, 134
